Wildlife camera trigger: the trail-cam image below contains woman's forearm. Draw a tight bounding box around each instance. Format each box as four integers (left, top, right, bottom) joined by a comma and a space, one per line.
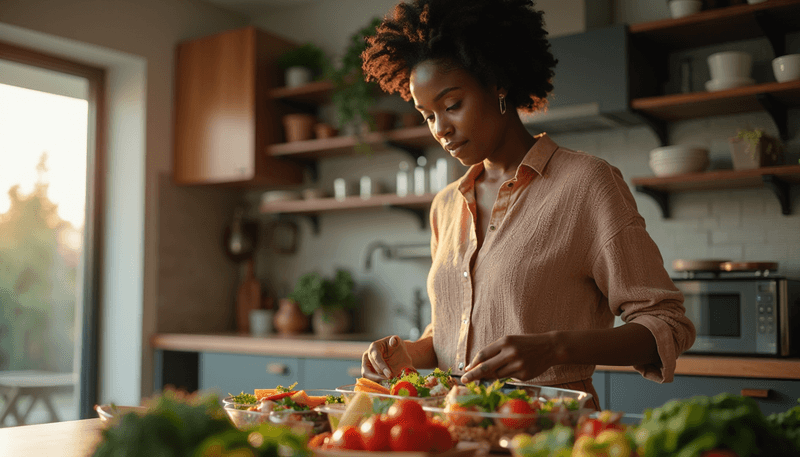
552, 322, 660, 367
406, 335, 438, 369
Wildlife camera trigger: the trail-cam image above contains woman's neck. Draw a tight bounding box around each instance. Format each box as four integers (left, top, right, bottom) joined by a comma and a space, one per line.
481, 116, 536, 182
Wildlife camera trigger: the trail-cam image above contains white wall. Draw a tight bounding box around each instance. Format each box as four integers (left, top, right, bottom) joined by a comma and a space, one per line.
0, 0, 248, 405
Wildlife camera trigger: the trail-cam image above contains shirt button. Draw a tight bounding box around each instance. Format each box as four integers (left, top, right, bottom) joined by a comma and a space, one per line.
463, 319, 468, 324
463, 271, 468, 278
489, 225, 495, 231
458, 362, 464, 370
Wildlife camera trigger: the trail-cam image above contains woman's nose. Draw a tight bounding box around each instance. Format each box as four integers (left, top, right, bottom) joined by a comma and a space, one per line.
433, 116, 452, 139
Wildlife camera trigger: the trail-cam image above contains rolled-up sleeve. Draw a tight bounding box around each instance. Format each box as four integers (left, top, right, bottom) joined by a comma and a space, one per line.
591, 223, 697, 383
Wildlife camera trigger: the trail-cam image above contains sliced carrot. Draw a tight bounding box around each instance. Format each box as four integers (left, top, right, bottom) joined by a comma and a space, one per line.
355, 377, 390, 394
305, 395, 328, 408
290, 390, 310, 405
254, 388, 279, 400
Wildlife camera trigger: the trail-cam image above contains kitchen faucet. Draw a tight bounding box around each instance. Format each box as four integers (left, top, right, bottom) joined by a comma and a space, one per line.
395, 288, 426, 340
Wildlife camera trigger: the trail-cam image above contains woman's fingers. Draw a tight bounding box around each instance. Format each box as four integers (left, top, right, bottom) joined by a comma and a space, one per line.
361, 352, 385, 382
460, 345, 502, 383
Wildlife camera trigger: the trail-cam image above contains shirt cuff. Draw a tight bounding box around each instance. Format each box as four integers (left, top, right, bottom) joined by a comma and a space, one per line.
628, 315, 677, 383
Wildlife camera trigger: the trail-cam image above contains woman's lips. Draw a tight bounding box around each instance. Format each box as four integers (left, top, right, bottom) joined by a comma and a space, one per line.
444, 141, 467, 157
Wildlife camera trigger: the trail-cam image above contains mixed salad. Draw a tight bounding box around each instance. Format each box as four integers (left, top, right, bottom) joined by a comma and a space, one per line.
228, 382, 343, 413
385, 367, 455, 397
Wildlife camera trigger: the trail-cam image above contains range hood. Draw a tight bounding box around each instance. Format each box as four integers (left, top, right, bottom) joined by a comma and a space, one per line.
521, 24, 643, 134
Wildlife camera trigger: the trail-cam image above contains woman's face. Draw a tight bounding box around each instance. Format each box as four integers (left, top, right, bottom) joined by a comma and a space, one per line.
410, 59, 507, 166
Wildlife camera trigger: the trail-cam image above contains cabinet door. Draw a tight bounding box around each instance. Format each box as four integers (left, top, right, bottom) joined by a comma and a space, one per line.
174, 27, 302, 185
591, 371, 609, 411
607, 371, 800, 416
303, 358, 362, 390
199, 352, 300, 399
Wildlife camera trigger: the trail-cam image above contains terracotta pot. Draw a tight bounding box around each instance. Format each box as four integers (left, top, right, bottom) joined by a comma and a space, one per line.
273, 298, 309, 334
314, 123, 339, 139
283, 114, 316, 142
312, 307, 351, 336
370, 111, 397, 131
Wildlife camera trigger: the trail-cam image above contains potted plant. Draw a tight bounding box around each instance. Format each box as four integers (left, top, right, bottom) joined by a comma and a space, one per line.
277, 42, 328, 88
728, 128, 784, 170
327, 17, 384, 141
288, 269, 356, 336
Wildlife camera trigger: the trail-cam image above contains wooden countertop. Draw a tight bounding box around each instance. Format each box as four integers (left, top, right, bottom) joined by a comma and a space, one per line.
0, 418, 103, 456
151, 333, 800, 380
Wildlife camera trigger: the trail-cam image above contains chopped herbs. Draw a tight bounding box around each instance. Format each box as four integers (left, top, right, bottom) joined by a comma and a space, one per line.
275, 382, 298, 393
325, 395, 344, 404
229, 392, 258, 406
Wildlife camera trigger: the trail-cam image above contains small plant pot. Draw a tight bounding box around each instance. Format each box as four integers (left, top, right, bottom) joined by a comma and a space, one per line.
728, 136, 783, 170
285, 66, 313, 88
312, 307, 351, 336
314, 122, 339, 139
282, 114, 316, 142
273, 299, 309, 334
370, 111, 397, 131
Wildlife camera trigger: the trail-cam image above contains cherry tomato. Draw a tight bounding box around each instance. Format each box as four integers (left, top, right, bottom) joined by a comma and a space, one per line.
384, 398, 427, 428
444, 403, 474, 426
427, 421, 456, 452
359, 414, 392, 452
576, 418, 624, 438
307, 431, 331, 449
390, 380, 419, 397
390, 423, 428, 452
498, 398, 535, 429
399, 366, 418, 377
329, 425, 364, 450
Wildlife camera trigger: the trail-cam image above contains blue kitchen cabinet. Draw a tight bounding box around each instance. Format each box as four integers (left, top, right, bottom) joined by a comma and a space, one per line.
606, 371, 800, 416
199, 352, 300, 399
303, 358, 363, 390
591, 371, 609, 411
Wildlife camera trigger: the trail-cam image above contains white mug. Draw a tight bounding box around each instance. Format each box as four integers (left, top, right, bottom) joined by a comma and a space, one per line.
249, 309, 274, 337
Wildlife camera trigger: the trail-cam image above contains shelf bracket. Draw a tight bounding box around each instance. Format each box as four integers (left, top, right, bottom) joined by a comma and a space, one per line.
633, 111, 669, 146
753, 10, 786, 57
635, 185, 671, 219
386, 141, 426, 161
761, 175, 792, 216
387, 205, 427, 229
756, 93, 789, 141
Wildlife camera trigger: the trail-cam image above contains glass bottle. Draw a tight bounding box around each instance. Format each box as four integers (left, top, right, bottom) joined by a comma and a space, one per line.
414, 156, 427, 196
396, 161, 410, 197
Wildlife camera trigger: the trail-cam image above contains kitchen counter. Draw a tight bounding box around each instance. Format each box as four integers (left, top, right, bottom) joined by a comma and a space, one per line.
151, 333, 800, 380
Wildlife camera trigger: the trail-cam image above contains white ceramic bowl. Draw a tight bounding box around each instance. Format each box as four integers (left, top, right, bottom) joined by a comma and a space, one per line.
649, 146, 709, 176
649, 145, 708, 160
772, 54, 800, 83
669, 0, 702, 18
708, 51, 752, 81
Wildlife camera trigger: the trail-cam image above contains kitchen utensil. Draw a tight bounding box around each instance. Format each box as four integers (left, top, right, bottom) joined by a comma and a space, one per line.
772, 54, 800, 83
672, 259, 731, 272
222, 208, 258, 263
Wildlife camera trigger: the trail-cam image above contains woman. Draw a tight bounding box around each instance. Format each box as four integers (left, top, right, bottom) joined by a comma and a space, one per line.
359, 0, 695, 409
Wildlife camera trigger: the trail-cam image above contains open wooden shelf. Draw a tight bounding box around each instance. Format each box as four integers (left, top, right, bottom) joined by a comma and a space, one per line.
260, 193, 436, 233
629, 0, 800, 53
631, 165, 800, 218
267, 125, 437, 159
268, 80, 334, 104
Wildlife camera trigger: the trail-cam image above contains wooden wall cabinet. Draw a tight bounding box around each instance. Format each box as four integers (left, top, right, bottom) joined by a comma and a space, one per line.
173, 26, 304, 186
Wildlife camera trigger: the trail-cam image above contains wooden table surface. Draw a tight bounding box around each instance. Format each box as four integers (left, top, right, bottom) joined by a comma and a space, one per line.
0, 418, 103, 457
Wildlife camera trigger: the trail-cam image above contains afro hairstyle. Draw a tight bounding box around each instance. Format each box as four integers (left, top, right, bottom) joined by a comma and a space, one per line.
361, 0, 558, 113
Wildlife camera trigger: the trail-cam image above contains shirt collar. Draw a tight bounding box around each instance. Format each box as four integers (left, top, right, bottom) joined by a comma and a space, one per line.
456, 132, 559, 194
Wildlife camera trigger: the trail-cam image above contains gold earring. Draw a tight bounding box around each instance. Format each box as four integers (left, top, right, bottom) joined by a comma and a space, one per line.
499, 94, 506, 115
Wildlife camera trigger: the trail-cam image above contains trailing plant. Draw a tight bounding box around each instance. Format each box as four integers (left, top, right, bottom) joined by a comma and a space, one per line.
276, 42, 328, 79
288, 269, 356, 316
736, 128, 783, 162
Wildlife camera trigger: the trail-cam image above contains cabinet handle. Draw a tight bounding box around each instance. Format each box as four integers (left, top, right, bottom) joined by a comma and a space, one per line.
267, 363, 289, 375
741, 388, 771, 399
347, 366, 362, 378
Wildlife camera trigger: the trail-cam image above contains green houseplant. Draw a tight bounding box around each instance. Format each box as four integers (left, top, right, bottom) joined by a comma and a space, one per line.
288, 269, 356, 335
327, 17, 383, 145
277, 42, 328, 88
729, 128, 784, 170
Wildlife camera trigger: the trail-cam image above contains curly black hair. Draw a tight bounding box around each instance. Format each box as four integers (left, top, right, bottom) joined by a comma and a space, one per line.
362, 0, 557, 113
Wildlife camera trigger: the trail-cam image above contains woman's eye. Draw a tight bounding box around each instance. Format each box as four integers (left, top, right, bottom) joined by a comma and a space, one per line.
446, 101, 461, 111
424, 115, 434, 123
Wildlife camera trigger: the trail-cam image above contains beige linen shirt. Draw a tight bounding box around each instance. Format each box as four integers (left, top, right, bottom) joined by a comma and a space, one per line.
423, 133, 696, 385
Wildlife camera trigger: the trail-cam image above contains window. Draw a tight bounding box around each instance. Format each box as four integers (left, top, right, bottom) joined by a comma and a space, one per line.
0, 41, 104, 424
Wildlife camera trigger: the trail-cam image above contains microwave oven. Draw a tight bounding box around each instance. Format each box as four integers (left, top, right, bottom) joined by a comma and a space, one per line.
674, 277, 800, 356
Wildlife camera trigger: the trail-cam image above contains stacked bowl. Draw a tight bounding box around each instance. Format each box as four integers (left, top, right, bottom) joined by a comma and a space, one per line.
649, 145, 710, 176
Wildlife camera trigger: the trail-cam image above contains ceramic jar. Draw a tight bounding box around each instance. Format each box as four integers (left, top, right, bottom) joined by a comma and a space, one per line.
312, 307, 351, 336
273, 298, 309, 334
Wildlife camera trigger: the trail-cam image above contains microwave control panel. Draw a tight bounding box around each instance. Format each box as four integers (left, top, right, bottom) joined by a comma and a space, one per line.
755, 281, 777, 354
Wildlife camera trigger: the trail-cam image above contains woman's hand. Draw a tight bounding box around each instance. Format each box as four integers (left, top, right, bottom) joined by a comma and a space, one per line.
460, 333, 561, 384
361, 335, 414, 382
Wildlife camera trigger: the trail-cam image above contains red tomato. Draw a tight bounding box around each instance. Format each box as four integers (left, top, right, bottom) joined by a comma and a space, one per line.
359, 414, 392, 452
498, 399, 536, 429
576, 418, 624, 438
390, 380, 419, 397
427, 421, 456, 452
399, 366, 418, 377
329, 425, 364, 450
444, 403, 474, 426
390, 423, 429, 452
384, 398, 427, 428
